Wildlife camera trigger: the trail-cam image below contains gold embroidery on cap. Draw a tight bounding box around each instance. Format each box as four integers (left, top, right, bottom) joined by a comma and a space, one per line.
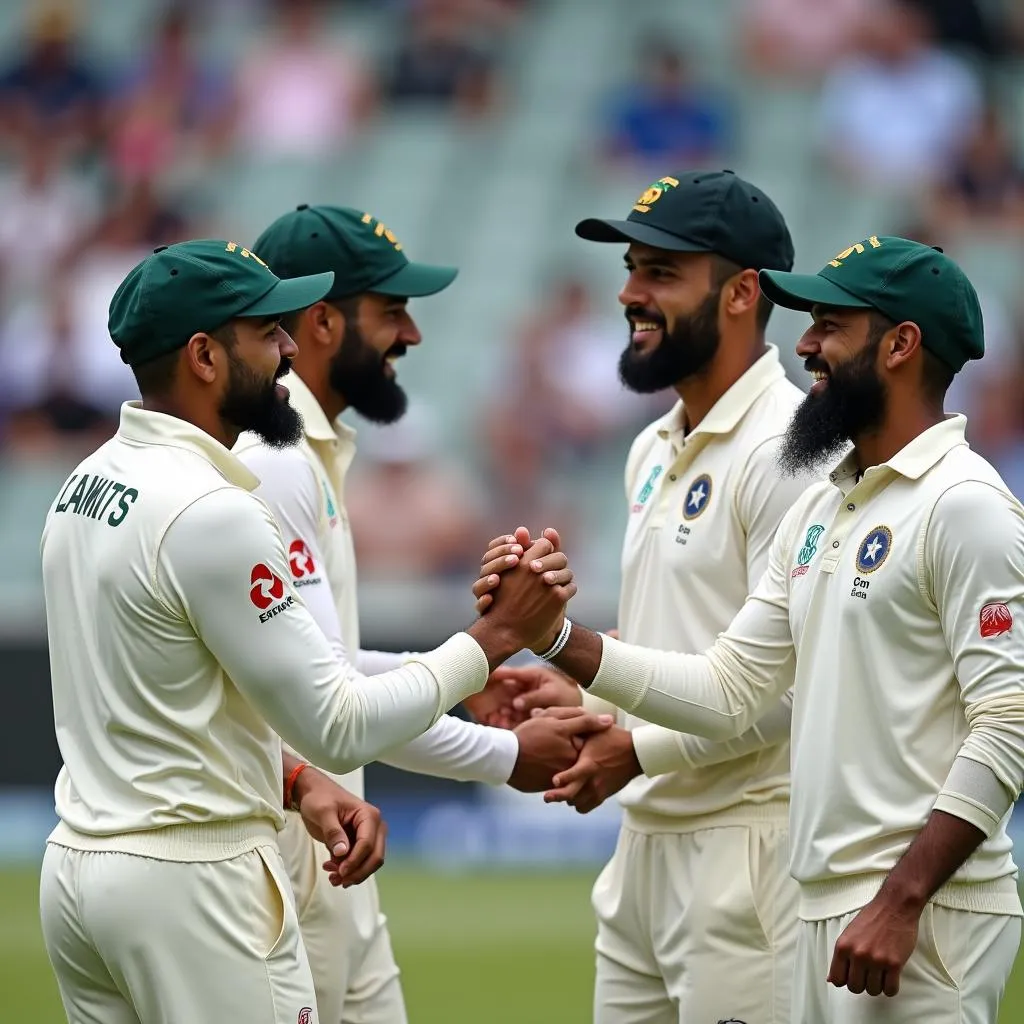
633, 176, 680, 214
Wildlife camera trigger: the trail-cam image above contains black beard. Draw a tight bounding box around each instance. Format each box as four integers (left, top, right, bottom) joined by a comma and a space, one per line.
329, 322, 408, 425
220, 351, 303, 448
618, 288, 721, 394
778, 338, 887, 476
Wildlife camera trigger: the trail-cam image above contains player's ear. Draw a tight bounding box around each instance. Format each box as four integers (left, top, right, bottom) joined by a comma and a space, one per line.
184, 331, 220, 384
884, 321, 922, 371
309, 301, 340, 347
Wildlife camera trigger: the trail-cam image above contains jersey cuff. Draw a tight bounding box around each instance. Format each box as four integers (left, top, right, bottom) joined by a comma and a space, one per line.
933, 792, 1001, 837
582, 690, 619, 721
632, 725, 688, 778
407, 632, 490, 715
585, 635, 648, 712
481, 728, 520, 785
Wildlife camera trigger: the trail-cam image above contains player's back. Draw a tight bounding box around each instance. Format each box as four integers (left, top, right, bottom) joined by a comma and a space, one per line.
41, 405, 284, 854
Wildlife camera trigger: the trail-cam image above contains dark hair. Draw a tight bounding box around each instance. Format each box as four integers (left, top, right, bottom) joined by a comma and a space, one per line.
711, 255, 774, 332
867, 311, 954, 405
131, 322, 237, 397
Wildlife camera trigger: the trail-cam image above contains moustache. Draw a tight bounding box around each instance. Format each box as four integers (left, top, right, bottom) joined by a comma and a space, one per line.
384, 344, 407, 361
625, 306, 665, 326
804, 358, 829, 375
274, 358, 293, 382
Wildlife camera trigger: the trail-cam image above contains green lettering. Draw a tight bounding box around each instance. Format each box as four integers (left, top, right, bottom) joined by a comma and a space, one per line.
65, 476, 88, 514
99, 482, 125, 519
89, 479, 114, 519
55, 474, 78, 513
81, 476, 108, 518
107, 488, 138, 527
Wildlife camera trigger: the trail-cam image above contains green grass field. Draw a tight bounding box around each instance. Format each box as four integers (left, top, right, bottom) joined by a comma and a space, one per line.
3, 864, 1023, 1023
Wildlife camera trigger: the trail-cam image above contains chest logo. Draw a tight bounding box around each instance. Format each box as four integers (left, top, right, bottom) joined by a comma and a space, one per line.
682, 473, 712, 520
855, 525, 892, 573
980, 602, 1012, 638
322, 478, 339, 527
792, 523, 825, 577
631, 464, 663, 513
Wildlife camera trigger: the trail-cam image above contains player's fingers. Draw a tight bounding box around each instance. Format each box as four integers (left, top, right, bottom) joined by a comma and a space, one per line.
335, 831, 374, 885
541, 568, 573, 587
513, 526, 533, 548
486, 533, 518, 551
513, 683, 575, 714
844, 960, 867, 995
557, 713, 615, 736
528, 552, 567, 574
475, 594, 493, 615
544, 775, 588, 803
521, 537, 555, 561
472, 576, 499, 600
530, 705, 588, 722
480, 543, 523, 567
882, 968, 900, 998
541, 527, 561, 551
553, 582, 578, 602
572, 784, 605, 814
827, 949, 850, 988
863, 968, 886, 998
480, 554, 521, 577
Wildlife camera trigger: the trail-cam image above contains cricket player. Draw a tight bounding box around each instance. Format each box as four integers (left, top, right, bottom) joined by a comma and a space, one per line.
480, 236, 1024, 1023
476, 170, 815, 1023
232, 203, 614, 1024
37, 239, 577, 1024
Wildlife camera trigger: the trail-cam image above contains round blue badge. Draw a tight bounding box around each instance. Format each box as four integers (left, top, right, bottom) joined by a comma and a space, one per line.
855, 525, 892, 573
682, 474, 713, 520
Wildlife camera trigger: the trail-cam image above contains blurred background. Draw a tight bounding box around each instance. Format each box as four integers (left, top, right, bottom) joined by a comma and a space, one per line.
1, 0, 1024, 1019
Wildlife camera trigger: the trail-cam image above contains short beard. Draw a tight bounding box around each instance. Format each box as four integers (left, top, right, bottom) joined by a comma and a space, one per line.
778, 335, 887, 476
220, 350, 303, 448
618, 288, 721, 394
329, 322, 408, 424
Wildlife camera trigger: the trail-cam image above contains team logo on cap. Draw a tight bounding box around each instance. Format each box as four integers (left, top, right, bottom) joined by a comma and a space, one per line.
682, 474, 712, 520
855, 525, 892, 573
633, 176, 679, 214
360, 212, 403, 251
225, 241, 269, 268
829, 235, 882, 268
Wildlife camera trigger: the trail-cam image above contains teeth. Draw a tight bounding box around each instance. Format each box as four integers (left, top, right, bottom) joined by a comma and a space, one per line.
633, 321, 661, 332
811, 370, 828, 381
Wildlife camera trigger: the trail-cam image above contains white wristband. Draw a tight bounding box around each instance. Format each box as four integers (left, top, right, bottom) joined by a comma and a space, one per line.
537, 618, 572, 661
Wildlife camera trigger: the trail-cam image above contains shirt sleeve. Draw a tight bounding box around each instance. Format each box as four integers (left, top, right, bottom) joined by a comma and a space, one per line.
585, 506, 799, 738
925, 480, 1024, 836
239, 443, 347, 661
156, 487, 487, 775
358, 649, 409, 675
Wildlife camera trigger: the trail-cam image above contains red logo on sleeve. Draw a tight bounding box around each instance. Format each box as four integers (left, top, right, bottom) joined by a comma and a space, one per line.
298, 1009, 313, 1024
250, 563, 285, 610
288, 539, 316, 579
980, 602, 1012, 638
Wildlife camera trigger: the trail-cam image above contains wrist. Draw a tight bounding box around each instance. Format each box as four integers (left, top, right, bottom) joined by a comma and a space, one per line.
467, 618, 522, 671
285, 761, 316, 811
876, 875, 930, 917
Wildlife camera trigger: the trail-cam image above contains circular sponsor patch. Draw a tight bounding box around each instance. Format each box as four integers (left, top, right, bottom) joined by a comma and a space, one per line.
855, 526, 892, 573
682, 474, 712, 520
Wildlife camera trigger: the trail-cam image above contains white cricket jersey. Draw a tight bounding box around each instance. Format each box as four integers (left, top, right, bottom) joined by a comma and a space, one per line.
234, 374, 518, 800
588, 416, 1024, 920
615, 346, 814, 830
40, 403, 488, 861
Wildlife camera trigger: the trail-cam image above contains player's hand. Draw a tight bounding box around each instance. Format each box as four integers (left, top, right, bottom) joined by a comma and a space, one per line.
827, 894, 921, 997
465, 663, 582, 729
542, 721, 641, 814
507, 707, 615, 792
293, 769, 387, 888
471, 534, 576, 654
473, 526, 564, 614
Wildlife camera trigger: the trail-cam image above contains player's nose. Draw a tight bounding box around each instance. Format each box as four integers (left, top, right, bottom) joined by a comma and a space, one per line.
278, 331, 298, 359
618, 273, 648, 308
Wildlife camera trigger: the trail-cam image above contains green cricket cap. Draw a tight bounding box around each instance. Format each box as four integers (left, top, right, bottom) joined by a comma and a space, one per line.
758, 235, 984, 372
575, 169, 795, 272
108, 239, 334, 367
252, 204, 458, 299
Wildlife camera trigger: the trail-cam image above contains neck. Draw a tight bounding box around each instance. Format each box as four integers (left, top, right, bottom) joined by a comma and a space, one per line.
852, 406, 945, 472
141, 396, 238, 450
674, 338, 767, 430
293, 353, 346, 423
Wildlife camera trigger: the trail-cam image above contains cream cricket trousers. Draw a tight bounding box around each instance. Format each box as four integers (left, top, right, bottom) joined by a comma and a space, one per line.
593, 812, 798, 1024
794, 903, 1021, 1024
39, 840, 319, 1024
278, 810, 406, 1024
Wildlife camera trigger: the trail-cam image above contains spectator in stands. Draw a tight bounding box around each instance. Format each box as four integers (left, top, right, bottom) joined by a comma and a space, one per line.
927, 101, 1024, 232
385, 0, 500, 116
345, 404, 489, 581
107, 2, 235, 183
233, 0, 375, 157
740, 0, 873, 80
0, 3, 105, 161
965, 369, 1024, 501
816, 0, 982, 188
599, 42, 732, 174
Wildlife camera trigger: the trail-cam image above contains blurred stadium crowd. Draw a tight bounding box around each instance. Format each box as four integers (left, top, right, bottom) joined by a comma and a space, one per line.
1, 0, 1024, 606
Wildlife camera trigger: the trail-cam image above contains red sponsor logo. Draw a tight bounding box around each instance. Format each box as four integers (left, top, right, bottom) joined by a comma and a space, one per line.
791, 565, 809, 578
288, 539, 316, 579
249, 563, 285, 610
980, 602, 1012, 638
298, 1009, 314, 1024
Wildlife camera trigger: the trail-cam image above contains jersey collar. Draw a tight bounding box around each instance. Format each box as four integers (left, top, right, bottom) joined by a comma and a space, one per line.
283, 371, 358, 449
657, 345, 786, 443
117, 401, 260, 491
828, 414, 969, 490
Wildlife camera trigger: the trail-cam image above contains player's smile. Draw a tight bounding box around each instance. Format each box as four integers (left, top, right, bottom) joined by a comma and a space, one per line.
383, 343, 407, 377
805, 357, 830, 396
627, 309, 665, 350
